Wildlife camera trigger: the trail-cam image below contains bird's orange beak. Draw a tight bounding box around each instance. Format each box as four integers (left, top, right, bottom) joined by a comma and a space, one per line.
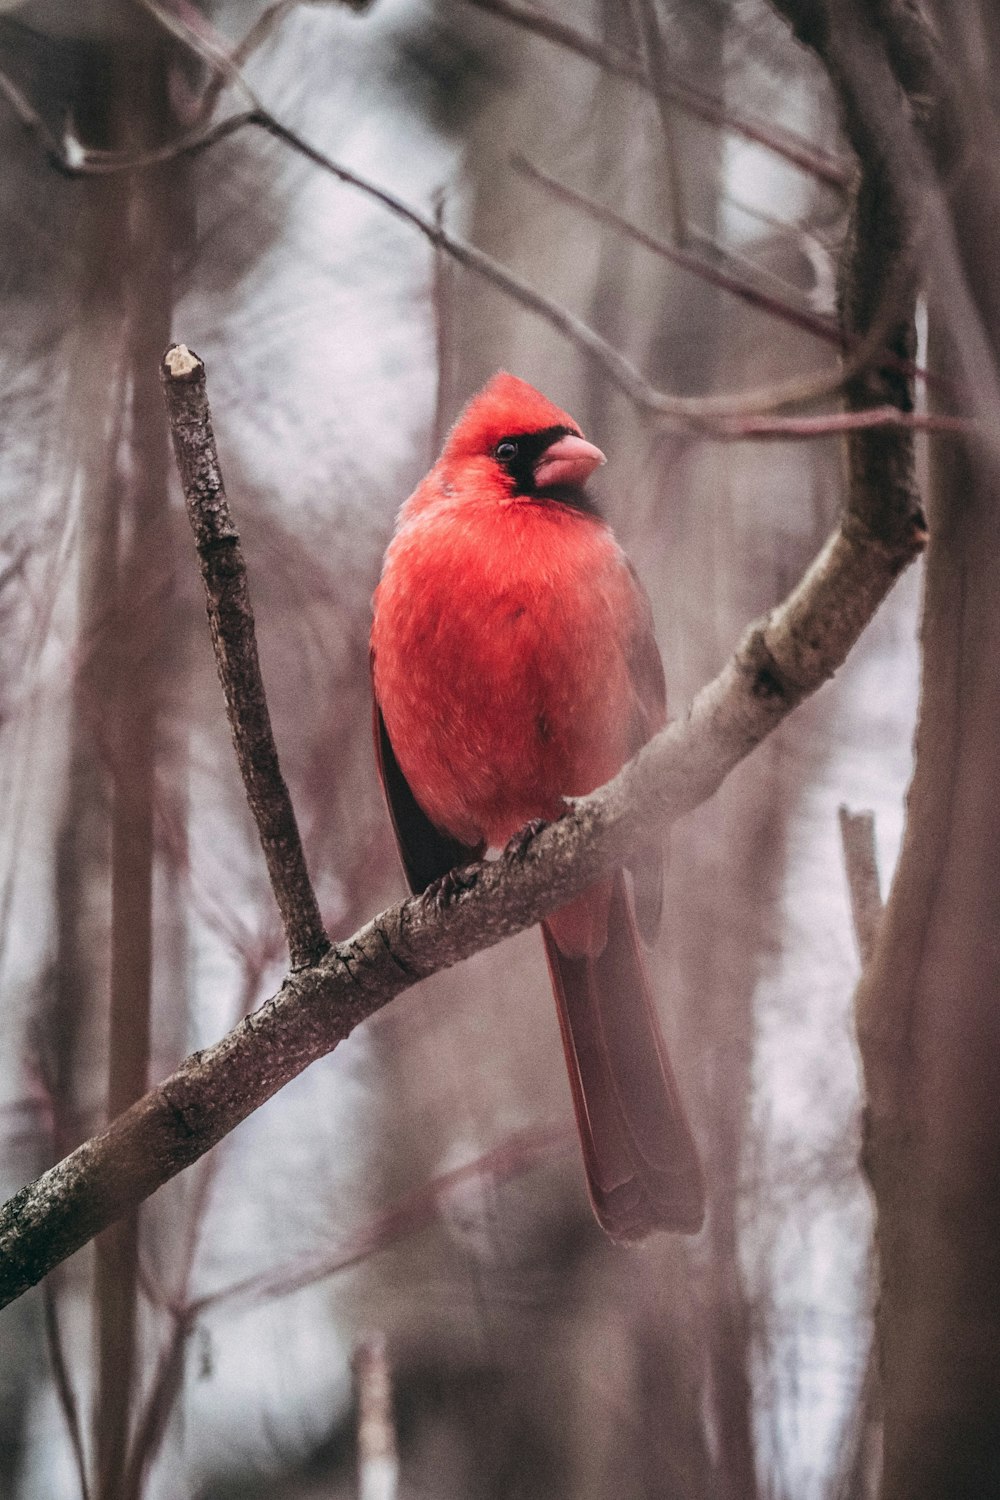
533, 433, 606, 489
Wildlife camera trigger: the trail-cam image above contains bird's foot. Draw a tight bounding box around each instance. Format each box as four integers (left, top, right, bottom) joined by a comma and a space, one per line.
426, 864, 479, 911
504, 818, 549, 863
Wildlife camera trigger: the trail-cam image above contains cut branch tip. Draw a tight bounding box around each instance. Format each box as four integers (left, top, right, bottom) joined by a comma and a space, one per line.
163, 343, 203, 381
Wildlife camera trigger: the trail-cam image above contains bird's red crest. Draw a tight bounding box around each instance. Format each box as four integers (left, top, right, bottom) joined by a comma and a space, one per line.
441, 372, 581, 463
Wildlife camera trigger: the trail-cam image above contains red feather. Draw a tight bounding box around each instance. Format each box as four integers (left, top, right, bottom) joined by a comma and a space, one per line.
371, 372, 704, 1240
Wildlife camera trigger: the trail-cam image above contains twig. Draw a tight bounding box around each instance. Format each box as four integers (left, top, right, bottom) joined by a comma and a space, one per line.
160, 344, 329, 969
187, 1123, 572, 1315
42, 1278, 91, 1500
516, 152, 840, 345
0, 338, 926, 1306
354, 1334, 399, 1500
0, 61, 66, 166
0, 19, 861, 438
116, 1123, 567, 1483
119, 1305, 193, 1500
54, 94, 952, 436
838, 807, 883, 965
121, 1125, 566, 1486
51, 116, 964, 440
716, 407, 968, 439
513, 154, 940, 396
431, 189, 453, 460
459, 0, 851, 187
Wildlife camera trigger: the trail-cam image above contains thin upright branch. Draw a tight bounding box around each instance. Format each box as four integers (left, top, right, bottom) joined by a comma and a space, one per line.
0, 329, 926, 1306
118, 1305, 192, 1500
629, 0, 688, 245
431, 190, 454, 460
160, 345, 329, 970
354, 1335, 399, 1500
838, 806, 883, 966
42, 1280, 91, 1500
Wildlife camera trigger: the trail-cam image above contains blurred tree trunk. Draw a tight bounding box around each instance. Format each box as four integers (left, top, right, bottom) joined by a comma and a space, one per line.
38, 11, 186, 1497
855, 8, 1000, 1494
861, 320, 1000, 1500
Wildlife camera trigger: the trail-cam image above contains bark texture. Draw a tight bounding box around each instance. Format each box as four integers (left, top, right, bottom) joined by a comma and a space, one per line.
161, 345, 329, 970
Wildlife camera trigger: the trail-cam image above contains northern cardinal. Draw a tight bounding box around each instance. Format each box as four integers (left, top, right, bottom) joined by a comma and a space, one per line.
370, 373, 704, 1240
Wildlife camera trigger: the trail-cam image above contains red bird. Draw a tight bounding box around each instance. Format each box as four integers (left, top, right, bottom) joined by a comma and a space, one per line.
371, 373, 704, 1241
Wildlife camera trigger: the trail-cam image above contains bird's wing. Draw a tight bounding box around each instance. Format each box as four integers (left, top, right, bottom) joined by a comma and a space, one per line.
624, 561, 668, 740
372, 686, 484, 896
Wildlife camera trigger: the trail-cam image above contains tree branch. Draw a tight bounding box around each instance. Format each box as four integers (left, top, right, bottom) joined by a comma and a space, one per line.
0, 333, 925, 1306
160, 344, 329, 970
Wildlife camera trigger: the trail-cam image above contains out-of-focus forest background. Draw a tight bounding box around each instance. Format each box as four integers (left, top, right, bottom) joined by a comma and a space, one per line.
1, 1, 998, 1498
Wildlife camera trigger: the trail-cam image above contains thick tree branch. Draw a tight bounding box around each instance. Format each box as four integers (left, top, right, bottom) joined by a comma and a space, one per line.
160, 344, 329, 970
0, 361, 924, 1305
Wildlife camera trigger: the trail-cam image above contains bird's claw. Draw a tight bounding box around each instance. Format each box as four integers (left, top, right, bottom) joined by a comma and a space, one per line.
427, 864, 479, 911
504, 818, 549, 863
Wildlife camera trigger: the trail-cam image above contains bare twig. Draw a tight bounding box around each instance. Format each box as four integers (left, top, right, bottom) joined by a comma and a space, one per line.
160, 344, 329, 970
68, 123, 967, 439
716, 407, 966, 439
42, 1279, 91, 1500
0, 327, 926, 1305
354, 1334, 399, 1500
838, 807, 883, 965
188, 1123, 573, 1315
431, 189, 453, 460
0, 61, 66, 166
513, 154, 940, 396
515, 152, 841, 345
114, 1123, 567, 1484
119, 1305, 193, 1500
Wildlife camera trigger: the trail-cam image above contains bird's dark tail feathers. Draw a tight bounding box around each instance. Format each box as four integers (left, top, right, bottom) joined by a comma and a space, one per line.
542, 872, 704, 1242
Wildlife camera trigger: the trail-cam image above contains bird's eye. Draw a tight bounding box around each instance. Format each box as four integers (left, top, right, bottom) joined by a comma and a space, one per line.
496, 440, 518, 462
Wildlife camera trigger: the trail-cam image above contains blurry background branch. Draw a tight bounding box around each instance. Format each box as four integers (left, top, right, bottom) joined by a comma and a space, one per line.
459, 0, 852, 185
0, 3, 973, 442
353, 1333, 399, 1500
838, 807, 883, 966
